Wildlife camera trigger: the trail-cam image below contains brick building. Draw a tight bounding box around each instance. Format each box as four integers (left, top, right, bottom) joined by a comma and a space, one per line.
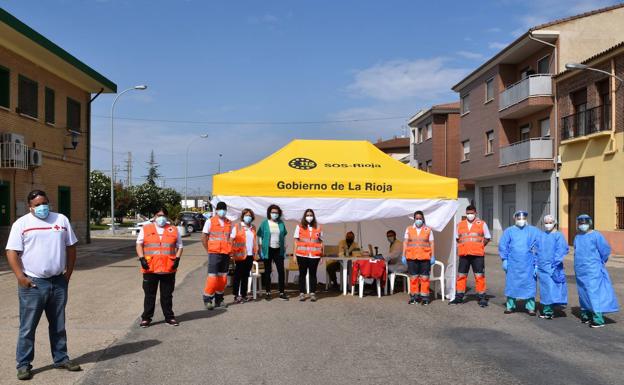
0, 9, 116, 245
555, 42, 624, 254
451, 4, 624, 241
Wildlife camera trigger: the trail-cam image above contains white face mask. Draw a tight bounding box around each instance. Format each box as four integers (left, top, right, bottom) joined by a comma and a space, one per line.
466, 214, 476, 222
515, 219, 527, 228
544, 223, 555, 231
305, 216, 314, 223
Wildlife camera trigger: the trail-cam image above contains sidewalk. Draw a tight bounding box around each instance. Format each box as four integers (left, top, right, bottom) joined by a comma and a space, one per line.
0, 236, 207, 385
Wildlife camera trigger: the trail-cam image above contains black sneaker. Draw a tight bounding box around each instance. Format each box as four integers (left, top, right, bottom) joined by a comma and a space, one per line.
234, 296, 244, 304
165, 318, 180, 326
279, 293, 289, 301
204, 299, 215, 310
421, 299, 430, 306
17, 365, 32, 381
54, 360, 82, 371
478, 298, 488, 308
449, 296, 464, 305
264, 292, 272, 301
408, 295, 416, 305
140, 319, 151, 328
538, 313, 553, 320
589, 322, 605, 328
214, 301, 228, 310
581, 317, 591, 324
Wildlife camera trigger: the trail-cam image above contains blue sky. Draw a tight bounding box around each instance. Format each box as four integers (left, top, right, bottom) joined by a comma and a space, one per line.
2, 0, 620, 195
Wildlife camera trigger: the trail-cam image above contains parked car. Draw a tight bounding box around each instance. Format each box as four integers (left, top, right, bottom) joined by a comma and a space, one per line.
180, 212, 206, 233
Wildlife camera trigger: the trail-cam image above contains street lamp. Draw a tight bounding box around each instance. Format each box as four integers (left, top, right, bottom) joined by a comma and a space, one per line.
218, 153, 223, 174
110, 85, 147, 234
185, 134, 209, 209
565, 63, 624, 82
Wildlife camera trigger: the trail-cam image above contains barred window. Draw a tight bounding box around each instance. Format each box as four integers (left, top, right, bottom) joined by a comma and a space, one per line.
617, 197, 624, 230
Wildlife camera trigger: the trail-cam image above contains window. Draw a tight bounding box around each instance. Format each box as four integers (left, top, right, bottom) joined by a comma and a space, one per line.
461, 94, 470, 114
0, 66, 9, 108
520, 124, 530, 141
426, 123, 432, 140
426, 160, 432, 172
461, 140, 470, 161
66, 97, 81, 130
18, 75, 38, 118
537, 55, 550, 74
417, 126, 425, 143
598, 80, 611, 130
540, 118, 550, 137
418, 162, 423, 170
485, 78, 494, 102
45, 87, 55, 124
617, 197, 624, 230
485, 130, 494, 154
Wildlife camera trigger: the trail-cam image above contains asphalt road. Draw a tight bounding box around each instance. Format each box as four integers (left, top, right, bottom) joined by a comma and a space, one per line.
78, 252, 624, 385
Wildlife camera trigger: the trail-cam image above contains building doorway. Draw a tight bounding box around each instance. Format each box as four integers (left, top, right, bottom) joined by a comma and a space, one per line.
0, 181, 9, 226
480, 186, 494, 228
567, 177, 594, 244
531, 181, 550, 227
501, 184, 516, 229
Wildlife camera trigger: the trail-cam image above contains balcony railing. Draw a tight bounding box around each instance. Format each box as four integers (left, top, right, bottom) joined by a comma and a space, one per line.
499, 74, 553, 111
561, 105, 611, 140
0, 142, 29, 169
499, 138, 553, 166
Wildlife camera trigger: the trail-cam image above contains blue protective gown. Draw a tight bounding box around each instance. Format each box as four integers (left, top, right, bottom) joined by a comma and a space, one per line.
499, 225, 540, 299
537, 230, 569, 306
574, 231, 619, 313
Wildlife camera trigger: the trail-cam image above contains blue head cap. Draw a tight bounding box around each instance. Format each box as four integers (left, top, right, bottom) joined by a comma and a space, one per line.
576, 214, 592, 224
514, 210, 528, 219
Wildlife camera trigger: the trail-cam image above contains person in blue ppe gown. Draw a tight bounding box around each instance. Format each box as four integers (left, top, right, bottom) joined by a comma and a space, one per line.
499, 210, 540, 315
574, 214, 619, 328
536, 214, 569, 320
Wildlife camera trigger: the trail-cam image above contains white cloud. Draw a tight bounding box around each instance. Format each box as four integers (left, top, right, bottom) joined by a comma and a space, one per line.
486, 27, 502, 33
488, 42, 508, 50
347, 58, 468, 101
457, 50, 485, 60
248, 13, 279, 25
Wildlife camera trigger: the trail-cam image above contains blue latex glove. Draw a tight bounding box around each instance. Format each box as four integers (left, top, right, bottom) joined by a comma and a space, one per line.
401, 255, 407, 265
533, 265, 538, 279
430, 256, 436, 266
501, 259, 508, 273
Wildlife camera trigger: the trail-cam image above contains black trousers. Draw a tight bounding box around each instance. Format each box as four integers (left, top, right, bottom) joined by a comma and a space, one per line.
262, 247, 285, 293
233, 255, 253, 297
297, 256, 320, 294
458, 255, 485, 275
407, 260, 431, 276
142, 273, 175, 321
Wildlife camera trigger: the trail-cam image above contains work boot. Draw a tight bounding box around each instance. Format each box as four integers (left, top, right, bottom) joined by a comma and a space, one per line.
264, 292, 272, 301
449, 295, 464, 305
421, 298, 430, 306
54, 360, 81, 371
17, 365, 32, 381
408, 295, 417, 305
478, 295, 488, 308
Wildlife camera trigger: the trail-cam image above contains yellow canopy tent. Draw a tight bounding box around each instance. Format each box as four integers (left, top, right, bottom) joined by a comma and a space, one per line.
212, 140, 460, 300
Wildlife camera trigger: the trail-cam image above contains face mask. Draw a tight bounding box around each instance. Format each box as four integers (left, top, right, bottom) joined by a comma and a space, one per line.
387, 236, 395, 243
515, 219, 527, 228
414, 219, 424, 227
216, 209, 226, 218
578, 224, 590, 232
155, 216, 167, 227
33, 204, 50, 219
466, 214, 476, 222
544, 223, 555, 231
270, 213, 279, 221
243, 215, 252, 224
305, 216, 314, 223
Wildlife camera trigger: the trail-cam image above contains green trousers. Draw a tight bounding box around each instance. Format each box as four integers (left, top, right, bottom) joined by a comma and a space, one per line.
581, 310, 605, 325
506, 297, 535, 311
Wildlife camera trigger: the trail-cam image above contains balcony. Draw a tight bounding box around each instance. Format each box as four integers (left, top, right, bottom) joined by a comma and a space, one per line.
561, 105, 611, 141
0, 142, 29, 169
499, 138, 553, 166
499, 75, 553, 119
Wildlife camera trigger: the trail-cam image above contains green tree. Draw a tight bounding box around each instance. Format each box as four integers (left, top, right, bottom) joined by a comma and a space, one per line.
145, 150, 161, 186
114, 183, 135, 223
89, 170, 111, 224
160, 187, 182, 207
131, 183, 161, 217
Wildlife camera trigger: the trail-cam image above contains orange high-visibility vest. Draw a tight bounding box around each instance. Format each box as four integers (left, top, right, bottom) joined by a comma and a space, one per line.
230, 223, 257, 262
142, 223, 179, 273
457, 219, 486, 257
207, 216, 232, 254
405, 226, 432, 260
295, 225, 323, 257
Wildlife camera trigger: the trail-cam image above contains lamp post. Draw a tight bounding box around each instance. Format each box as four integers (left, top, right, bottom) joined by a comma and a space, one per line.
110, 85, 147, 234
185, 134, 209, 209
218, 153, 223, 173
565, 63, 623, 82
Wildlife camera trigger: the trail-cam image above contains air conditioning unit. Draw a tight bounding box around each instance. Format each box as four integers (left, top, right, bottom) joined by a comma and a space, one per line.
1, 133, 26, 161
29, 149, 42, 167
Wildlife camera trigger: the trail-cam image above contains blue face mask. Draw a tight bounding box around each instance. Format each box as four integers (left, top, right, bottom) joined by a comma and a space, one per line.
216, 209, 226, 218
414, 219, 424, 227
270, 213, 279, 221
578, 224, 590, 232
33, 204, 50, 219
243, 215, 252, 224
155, 216, 167, 227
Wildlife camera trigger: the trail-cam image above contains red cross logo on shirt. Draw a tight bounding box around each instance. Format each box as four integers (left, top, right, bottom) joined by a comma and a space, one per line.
53, 225, 60, 230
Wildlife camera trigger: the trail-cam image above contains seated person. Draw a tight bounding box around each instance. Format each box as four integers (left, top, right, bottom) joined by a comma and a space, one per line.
327, 231, 360, 290
386, 230, 406, 274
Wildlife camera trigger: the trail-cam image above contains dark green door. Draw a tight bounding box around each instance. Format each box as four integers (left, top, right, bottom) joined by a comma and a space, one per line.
58, 186, 71, 220
0, 182, 9, 226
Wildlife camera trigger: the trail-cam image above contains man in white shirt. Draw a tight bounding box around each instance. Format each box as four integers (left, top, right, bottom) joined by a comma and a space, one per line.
5, 190, 81, 381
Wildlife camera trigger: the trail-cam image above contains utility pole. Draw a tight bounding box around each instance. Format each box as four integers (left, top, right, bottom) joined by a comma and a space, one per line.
124, 152, 133, 187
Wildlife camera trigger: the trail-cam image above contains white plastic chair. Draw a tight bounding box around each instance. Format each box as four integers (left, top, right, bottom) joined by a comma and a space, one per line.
430, 260, 445, 301
389, 272, 409, 295
246, 261, 263, 300
350, 274, 381, 298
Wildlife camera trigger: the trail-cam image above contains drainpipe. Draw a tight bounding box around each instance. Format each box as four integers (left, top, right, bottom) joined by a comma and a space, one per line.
86, 88, 104, 244
608, 58, 617, 153
529, 32, 559, 223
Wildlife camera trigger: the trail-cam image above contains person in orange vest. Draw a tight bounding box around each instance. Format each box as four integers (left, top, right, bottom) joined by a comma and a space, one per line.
201, 201, 232, 310
449, 205, 491, 307
136, 207, 183, 327
294, 209, 324, 302
402, 210, 435, 305
230, 208, 258, 304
